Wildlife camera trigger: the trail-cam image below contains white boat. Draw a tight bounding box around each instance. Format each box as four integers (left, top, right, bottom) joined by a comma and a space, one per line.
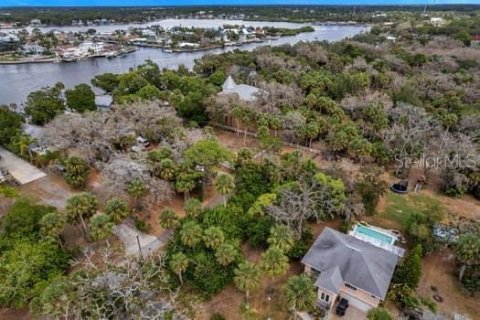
105, 51, 118, 58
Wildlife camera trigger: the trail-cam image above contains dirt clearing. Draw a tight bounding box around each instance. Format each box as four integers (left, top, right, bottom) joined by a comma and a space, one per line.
417, 249, 480, 319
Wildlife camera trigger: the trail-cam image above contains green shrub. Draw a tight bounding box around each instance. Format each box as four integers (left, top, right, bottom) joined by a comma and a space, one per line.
367, 307, 393, 320
185, 251, 235, 298
246, 216, 274, 248
0, 186, 19, 198
210, 313, 226, 320
288, 228, 314, 260
420, 296, 437, 313
135, 218, 151, 233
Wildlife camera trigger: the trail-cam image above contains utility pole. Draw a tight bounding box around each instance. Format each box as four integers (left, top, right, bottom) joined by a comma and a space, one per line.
136, 234, 144, 264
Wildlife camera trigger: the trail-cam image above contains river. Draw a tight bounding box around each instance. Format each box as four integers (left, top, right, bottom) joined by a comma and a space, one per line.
0, 19, 369, 105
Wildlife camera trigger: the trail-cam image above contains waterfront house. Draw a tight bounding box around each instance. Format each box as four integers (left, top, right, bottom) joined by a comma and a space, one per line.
178, 42, 200, 49
78, 41, 105, 55
30, 19, 42, 27
95, 94, 113, 110
22, 43, 46, 55
302, 227, 403, 313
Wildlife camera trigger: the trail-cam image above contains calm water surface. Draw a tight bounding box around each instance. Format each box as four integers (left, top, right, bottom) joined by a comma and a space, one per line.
0, 19, 369, 105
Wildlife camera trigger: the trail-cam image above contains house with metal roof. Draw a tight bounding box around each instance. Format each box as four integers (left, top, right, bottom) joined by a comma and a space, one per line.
302, 227, 403, 313
219, 75, 260, 102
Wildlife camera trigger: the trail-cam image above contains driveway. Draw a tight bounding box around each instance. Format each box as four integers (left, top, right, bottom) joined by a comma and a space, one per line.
20, 173, 75, 209
327, 305, 367, 320
113, 223, 172, 256
0, 147, 46, 185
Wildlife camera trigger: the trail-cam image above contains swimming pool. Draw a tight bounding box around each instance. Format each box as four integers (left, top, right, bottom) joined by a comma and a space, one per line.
353, 225, 395, 245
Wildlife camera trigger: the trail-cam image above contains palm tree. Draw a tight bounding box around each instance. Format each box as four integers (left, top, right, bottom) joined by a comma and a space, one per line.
234, 261, 261, 304
11, 134, 35, 161
159, 158, 177, 181
270, 115, 282, 138
179, 221, 203, 248
126, 178, 148, 210
454, 234, 480, 281
283, 275, 317, 319
89, 213, 114, 244
267, 225, 294, 254
65, 192, 98, 237
159, 208, 180, 229
203, 226, 225, 249
170, 252, 189, 285
40, 211, 66, 248
175, 172, 197, 200
231, 105, 243, 134
105, 197, 129, 224
240, 107, 254, 146
260, 246, 289, 283
215, 242, 238, 266
64, 156, 90, 189
184, 198, 203, 218
214, 173, 235, 208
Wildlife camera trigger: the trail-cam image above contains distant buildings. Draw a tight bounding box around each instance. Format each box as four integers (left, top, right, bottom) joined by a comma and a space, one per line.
472, 35, 480, 47
0, 31, 20, 51
30, 19, 42, 27
429, 17, 446, 27
0, 31, 19, 42
22, 43, 46, 55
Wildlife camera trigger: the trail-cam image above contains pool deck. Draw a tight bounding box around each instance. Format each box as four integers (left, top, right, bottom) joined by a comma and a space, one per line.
350, 224, 405, 257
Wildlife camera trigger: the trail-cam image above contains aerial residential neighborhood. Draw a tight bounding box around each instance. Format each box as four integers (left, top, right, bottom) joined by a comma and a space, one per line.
0, 4, 479, 320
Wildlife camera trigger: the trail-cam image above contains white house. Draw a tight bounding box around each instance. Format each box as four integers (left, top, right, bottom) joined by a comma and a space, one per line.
78, 41, 105, 54
219, 76, 260, 102
430, 17, 446, 27
22, 43, 46, 55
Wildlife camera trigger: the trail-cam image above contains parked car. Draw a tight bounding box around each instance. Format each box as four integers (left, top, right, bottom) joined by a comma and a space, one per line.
136, 136, 150, 147
336, 298, 349, 316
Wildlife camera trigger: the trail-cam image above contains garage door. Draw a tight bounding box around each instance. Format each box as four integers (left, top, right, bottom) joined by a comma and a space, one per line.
338, 292, 373, 312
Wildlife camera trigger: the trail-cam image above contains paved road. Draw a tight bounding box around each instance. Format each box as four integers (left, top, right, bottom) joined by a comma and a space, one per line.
114, 223, 172, 256
0, 147, 46, 185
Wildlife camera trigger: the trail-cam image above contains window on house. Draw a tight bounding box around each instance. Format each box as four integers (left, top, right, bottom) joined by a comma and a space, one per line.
320, 292, 330, 302
345, 283, 357, 291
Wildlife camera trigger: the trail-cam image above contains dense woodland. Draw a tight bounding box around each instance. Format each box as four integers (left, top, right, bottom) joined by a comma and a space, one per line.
1, 10, 480, 320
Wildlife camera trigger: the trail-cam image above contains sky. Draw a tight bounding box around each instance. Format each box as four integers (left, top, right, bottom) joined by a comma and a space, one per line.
0, 0, 478, 7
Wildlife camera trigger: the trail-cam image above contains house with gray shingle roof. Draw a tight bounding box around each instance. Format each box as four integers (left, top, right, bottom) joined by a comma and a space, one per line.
302, 227, 402, 312
219, 76, 260, 102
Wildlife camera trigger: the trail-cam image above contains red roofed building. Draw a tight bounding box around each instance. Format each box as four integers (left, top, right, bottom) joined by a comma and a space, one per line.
472, 34, 480, 46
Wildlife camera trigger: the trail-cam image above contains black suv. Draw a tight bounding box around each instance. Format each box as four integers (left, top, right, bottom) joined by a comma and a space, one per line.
335, 298, 349, 316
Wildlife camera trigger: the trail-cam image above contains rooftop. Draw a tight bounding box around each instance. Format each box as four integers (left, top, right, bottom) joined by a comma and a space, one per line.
302, 227, 401, 299
219, 75, 259, 102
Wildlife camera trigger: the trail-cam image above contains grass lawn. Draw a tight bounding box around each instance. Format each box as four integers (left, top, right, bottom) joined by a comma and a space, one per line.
377, 192, 445, 230
0, 185, 19, 198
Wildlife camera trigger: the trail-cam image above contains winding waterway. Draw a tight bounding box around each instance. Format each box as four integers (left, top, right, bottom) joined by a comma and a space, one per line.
0, 19, 369, 105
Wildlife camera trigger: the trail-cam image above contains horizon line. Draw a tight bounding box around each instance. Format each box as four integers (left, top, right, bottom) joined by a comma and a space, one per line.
1, 3, 480, 8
